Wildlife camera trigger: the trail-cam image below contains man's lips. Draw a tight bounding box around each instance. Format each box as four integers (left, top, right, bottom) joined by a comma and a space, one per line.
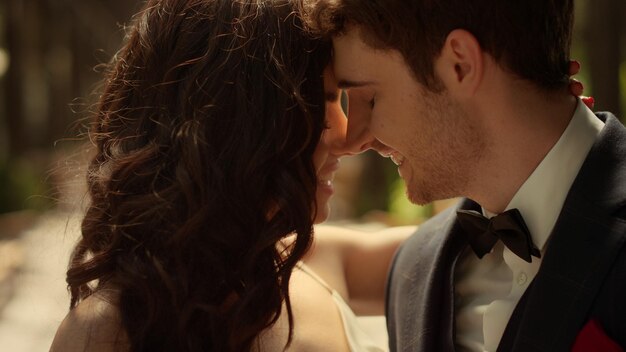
377, 148, 405, 166
389, 153, 405, 166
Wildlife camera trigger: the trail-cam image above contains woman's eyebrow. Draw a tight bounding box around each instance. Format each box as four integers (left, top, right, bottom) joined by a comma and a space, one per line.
325, 91, 339, 102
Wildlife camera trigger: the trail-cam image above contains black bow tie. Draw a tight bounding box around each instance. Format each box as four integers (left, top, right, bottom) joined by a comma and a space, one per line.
456, 208, 541, 263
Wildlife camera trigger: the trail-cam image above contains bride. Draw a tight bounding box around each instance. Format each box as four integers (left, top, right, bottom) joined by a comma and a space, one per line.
50, 0, 410, 351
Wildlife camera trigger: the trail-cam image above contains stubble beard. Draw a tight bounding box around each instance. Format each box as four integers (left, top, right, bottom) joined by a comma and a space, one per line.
404, 91, 485, 205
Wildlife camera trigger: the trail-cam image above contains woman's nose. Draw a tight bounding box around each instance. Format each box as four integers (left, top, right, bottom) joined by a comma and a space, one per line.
327, 103, 365, 156
340, 98, 377, 155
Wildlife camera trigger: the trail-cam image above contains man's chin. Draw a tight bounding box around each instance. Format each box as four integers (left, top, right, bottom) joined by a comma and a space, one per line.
406, 181, 452, 206
406, 188, 432, 206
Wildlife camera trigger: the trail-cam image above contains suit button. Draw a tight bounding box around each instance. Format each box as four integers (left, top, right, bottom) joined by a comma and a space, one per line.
516, 272, 528, 286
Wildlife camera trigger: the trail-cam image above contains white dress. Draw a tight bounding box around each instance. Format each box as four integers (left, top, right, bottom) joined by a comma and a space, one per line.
297, 263, 389, 352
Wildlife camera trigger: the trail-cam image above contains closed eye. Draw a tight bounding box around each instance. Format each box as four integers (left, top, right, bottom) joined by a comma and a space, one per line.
325, 91, 339, 102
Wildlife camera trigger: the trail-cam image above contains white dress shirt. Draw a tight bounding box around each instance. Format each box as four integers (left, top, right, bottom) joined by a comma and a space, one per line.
454, 99, 605, 352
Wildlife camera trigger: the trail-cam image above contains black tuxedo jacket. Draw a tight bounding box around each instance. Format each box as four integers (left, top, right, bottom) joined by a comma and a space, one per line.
386, 113, 626, 352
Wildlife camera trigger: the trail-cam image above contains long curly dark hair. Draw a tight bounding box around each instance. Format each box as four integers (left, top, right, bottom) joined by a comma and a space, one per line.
66, 0, 330, 350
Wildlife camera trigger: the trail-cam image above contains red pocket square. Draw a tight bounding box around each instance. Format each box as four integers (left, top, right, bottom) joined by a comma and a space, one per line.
572, 319, 623, 352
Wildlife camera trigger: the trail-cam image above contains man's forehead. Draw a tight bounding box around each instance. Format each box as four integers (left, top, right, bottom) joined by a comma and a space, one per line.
331, 28, 375, 82
332, 25, 367, 56
332, 29, 401, 89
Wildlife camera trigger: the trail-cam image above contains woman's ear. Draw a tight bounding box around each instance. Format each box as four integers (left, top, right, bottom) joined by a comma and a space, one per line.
434, 29, 484, 99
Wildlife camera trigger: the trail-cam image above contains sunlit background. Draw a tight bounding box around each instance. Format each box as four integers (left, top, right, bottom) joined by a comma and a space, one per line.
0, 0, 624, 350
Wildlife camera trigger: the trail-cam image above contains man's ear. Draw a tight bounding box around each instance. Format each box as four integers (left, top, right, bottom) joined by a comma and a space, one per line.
435, 29, 484, 98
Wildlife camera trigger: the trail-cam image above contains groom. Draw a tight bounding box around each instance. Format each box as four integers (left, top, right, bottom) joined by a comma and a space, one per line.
311, 0, 625, 351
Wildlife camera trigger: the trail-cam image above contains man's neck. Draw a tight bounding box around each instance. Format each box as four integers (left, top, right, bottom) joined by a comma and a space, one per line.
467, 84, 578, 213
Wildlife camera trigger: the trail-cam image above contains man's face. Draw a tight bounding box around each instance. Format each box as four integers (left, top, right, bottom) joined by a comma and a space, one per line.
332, 26, 485, 204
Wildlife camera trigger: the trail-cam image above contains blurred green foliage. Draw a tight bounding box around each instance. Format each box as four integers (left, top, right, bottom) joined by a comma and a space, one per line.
388, 177, 433, 224
0, 158, 52, 214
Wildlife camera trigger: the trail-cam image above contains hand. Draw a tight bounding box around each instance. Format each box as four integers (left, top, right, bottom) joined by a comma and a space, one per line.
568, 60, 595, 109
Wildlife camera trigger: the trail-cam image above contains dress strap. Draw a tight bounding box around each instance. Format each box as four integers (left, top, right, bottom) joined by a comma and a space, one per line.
296, 262, 335, 294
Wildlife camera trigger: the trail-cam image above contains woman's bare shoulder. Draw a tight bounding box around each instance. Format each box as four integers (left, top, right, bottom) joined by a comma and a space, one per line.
50, 290, 130, 352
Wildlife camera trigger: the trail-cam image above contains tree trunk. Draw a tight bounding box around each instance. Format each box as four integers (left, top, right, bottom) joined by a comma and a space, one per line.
586, 0, 622, 118
4, 0, 25, 157
44, 1, 74, 148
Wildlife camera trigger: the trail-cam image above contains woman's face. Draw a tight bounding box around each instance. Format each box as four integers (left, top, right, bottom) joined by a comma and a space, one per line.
313, 66, 349, 223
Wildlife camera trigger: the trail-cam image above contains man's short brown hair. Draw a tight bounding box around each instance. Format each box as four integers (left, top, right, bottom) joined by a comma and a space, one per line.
308, 0, 574, 91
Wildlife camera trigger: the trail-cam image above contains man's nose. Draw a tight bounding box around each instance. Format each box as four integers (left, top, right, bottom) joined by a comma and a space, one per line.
342, 126, 375, 155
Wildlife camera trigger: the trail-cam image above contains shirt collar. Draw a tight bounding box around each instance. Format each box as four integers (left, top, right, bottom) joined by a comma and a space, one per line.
483, 99, 604, 251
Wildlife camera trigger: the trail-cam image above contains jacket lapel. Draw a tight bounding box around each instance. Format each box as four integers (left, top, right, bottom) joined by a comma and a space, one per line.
499, 114, 626, 351
388, 200, 472, 352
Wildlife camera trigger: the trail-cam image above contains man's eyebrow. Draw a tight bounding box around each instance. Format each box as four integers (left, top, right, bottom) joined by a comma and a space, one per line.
337, 79, 374, 89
